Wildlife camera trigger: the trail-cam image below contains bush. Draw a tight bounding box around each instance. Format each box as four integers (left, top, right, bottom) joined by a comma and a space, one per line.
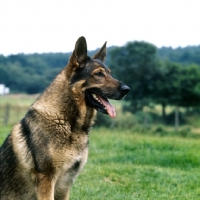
94, 113, 112, 127
95, 111, 139, 129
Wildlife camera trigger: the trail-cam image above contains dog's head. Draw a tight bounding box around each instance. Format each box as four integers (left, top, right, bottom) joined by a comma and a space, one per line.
67, 36, 130, 118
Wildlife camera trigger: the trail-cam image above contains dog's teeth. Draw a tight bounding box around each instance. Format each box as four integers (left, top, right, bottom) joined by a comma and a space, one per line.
92, 94, 100, 101
92, 93, 103, 104
93, 94, 98, 100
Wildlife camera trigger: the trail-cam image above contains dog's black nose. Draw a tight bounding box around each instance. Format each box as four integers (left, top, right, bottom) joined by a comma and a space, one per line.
120, 84, 130, 95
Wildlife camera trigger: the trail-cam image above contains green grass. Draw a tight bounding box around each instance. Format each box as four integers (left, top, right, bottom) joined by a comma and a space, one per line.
0, 94, 38, 106
0, 126, 12, 143
69, 128, 200, 199
0, 126, 200, 199
0, 94, 37, 125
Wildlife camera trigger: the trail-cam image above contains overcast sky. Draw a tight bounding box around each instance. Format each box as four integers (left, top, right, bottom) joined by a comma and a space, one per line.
0, 0, 200, 55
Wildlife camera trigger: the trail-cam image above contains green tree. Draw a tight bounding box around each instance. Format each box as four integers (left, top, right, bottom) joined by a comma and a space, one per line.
109, 41, 158, 112
153, 61, 182, 120
179, 64, 200, 107
153, 61, 200, 129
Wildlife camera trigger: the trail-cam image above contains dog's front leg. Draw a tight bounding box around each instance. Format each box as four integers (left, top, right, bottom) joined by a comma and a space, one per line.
59, 190, 70, 200
35, 173, 55, 200
54, 187, 71, 200
63, 189, 70, 200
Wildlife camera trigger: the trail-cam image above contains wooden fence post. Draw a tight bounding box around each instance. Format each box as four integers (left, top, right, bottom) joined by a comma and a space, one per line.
4, 104, 10, 125
175, 106, 179, 131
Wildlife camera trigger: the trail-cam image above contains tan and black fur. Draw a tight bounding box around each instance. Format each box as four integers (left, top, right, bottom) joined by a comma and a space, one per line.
0, 36, 130, 200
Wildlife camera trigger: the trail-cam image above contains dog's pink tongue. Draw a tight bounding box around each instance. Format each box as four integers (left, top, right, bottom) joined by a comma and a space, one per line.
97, 95, 116, 118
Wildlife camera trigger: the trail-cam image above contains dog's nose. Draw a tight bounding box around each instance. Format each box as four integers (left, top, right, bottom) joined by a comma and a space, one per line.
120, 84, 130, 95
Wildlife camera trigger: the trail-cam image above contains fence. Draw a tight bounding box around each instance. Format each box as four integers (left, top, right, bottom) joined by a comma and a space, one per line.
0, 104, 29, 126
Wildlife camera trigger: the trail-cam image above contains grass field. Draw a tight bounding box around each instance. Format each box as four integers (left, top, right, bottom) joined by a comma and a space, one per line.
0, 94, 38, 125
71, 128, 200, 200
0, 95, 200, 199
0, 126, 200, 199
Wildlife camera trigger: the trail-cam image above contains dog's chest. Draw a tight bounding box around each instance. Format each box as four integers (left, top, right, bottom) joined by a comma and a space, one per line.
54, 139, 88, 192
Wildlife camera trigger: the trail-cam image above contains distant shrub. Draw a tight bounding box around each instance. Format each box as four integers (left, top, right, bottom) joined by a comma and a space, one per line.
165, 111, 186, 125
94, 113, 112, 127
114, 112, 138, 129
94, 111, 137, 129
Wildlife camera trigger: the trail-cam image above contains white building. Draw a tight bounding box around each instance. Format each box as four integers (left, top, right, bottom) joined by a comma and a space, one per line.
0, 84, 10, 95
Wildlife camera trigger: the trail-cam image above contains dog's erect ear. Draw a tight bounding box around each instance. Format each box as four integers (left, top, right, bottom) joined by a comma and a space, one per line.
71, 36, 87, 66
75, 36, 87, 63
67, 37, 87, 78
93, 42, 107, 62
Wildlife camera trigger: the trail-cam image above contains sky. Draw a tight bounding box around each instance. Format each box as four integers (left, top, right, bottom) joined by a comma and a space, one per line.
0, 0, 200, 55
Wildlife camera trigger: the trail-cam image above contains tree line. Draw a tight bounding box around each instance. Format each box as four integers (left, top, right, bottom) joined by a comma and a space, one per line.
109, 42, 200, 120
1, 42, 200, 122
0, 53, 70, 94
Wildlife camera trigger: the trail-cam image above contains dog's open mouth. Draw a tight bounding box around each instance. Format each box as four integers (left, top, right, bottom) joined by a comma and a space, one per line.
92, 93, 116, 118
85, 91, 116, 118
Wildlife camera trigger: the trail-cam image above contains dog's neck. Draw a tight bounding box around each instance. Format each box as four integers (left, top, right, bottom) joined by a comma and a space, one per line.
31, 69, 96, 134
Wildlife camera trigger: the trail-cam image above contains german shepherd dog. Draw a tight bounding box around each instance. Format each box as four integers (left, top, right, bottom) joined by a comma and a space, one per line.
0, 36, 130, 200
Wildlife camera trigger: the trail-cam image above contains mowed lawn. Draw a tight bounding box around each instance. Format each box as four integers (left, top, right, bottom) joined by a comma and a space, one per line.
69, 128, 200, 200
0, 127, 200, 199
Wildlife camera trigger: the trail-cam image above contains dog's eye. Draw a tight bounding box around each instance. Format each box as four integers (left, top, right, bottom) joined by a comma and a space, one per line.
94, 71, 104, 76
